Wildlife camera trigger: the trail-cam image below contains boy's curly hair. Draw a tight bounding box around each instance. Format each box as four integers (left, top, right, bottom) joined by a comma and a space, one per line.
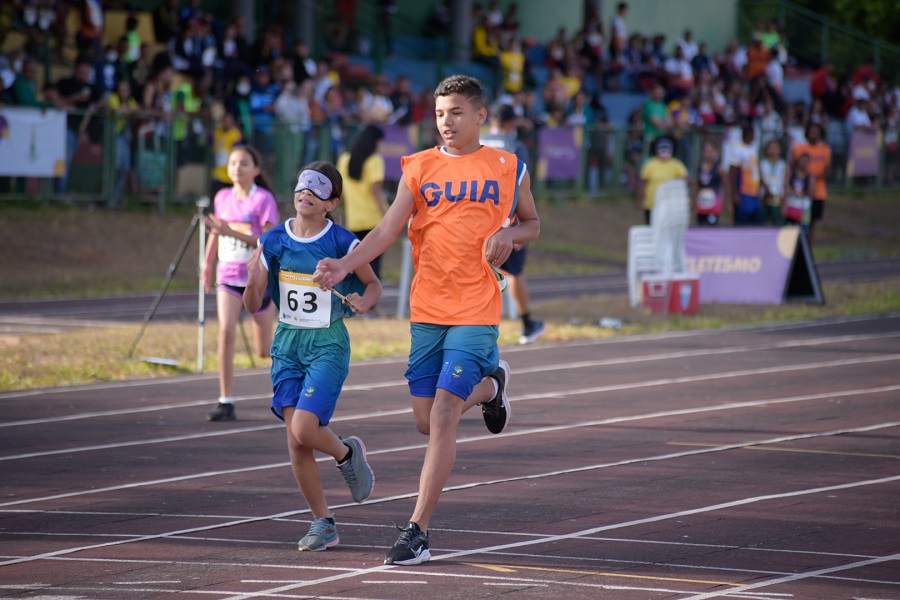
434, 75, 487, 110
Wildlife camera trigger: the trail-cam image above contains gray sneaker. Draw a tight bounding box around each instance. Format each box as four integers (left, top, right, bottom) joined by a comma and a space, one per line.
336, 436, 374, 503
298, 515, 339, 552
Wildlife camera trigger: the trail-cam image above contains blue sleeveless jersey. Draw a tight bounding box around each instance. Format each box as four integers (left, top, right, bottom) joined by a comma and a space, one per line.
259, 219, 366, 326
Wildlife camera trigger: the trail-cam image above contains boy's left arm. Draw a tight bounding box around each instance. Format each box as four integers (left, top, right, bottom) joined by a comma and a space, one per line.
485, 170, 540, 266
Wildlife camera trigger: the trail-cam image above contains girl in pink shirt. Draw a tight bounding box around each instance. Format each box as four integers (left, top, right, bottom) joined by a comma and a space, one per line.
203, 145, 280, 421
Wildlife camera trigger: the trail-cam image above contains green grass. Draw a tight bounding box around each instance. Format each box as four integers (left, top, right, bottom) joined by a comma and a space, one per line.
1, 192, 898, 391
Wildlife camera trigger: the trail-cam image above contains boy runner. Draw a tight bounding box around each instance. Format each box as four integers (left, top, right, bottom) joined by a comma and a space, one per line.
313, 75, 540, 565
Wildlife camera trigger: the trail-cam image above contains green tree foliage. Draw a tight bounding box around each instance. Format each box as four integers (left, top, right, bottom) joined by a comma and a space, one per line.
793, 0, 900, 43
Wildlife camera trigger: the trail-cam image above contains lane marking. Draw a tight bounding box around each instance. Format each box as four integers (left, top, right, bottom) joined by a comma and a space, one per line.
1, 314, 896, 402
3, 382, 897, 507
512, 331, 900, 375
668, 442, 900, 460
3, 548, 891, 593
680, 552, 900, 600
5, 531, 894, 587
2, 381, 897, 507
2, 361, 898, 462
1, 330, 896, 432
465, 563, 742, 587
217, 475, 900, 599
7, 423, 891, 585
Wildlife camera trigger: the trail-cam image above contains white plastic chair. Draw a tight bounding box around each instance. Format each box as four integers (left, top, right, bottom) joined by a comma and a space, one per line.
626, 179, 690, 306
652, 179, 690, 276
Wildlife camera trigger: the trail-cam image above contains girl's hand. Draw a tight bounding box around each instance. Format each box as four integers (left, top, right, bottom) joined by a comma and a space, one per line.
205, 214, 233, 237
341, 292, 370, 314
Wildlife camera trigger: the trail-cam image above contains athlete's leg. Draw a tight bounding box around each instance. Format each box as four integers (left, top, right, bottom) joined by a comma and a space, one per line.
283, 406, 331, 519
290, 405, 350, 462
412, 376, 497, 436
250, 302, 275, 358
409, 388, 465, 531
216, 288, 243, 398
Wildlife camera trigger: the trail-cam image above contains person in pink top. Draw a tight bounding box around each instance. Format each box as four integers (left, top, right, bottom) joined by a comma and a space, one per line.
203, 145, 280, 421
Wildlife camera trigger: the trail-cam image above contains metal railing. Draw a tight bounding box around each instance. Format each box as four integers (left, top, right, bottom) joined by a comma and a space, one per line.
1, 109, 896, 211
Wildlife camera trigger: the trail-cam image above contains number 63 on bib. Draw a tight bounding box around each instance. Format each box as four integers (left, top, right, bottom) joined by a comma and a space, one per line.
278, 270, 332, 328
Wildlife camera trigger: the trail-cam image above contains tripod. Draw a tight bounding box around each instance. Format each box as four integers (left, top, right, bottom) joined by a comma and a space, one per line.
127, 196, 210, 370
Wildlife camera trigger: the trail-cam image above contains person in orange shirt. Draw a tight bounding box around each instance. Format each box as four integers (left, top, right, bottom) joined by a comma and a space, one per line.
789, 122, 831, 244
744, 38, 769, 82
314, 74, 540, 566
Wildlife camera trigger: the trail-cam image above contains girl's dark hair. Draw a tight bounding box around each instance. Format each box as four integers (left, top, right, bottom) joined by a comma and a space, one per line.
347, 125, 385, 180
805, 121, 825, 142
300, 161, 343, 200
233, 145, 275, 194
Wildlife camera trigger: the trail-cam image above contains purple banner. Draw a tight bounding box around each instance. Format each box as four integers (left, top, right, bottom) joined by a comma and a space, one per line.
685, 227, 800, 304
847, 130, 880, 177
537, 126, 581, 180
380, 124, 419, 181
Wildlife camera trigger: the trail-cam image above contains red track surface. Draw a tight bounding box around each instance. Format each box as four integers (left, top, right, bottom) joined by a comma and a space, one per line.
1, 315, 899, 599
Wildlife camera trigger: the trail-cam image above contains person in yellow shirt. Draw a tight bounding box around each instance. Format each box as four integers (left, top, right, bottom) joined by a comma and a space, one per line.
499, 38, 525, 94
637, 136, 688, 224
472, 16, 498, 66
211, 111, 243, 197
336, 125, 388, 279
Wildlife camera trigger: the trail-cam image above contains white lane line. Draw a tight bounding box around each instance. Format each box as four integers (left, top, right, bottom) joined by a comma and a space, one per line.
2, 381, 897, 506
513, 331, 900, 374
3, 330, 897, 430
0, 407, 408, 461
2, 347, 898, 460
6, 530, 894, 586
3, 420, 896, 573
1, 313, 896, 401
512, 355, 900, 402
1, 331, 895, 429
113, 580, 183, 585
3, 533, 896, 589
220, 475, 900, 599
360, 580, 428, 585
680, 553, 900, 600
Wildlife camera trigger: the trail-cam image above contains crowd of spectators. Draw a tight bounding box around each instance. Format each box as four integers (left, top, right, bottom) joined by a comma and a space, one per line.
1, 0, 899, 203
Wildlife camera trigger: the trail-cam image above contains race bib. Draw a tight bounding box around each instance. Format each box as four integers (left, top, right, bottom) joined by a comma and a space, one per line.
278, 270, 332, 328
218, 222, 253, 263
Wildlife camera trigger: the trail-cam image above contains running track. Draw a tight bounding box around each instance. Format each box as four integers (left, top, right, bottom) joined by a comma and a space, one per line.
1, 314, 898, 599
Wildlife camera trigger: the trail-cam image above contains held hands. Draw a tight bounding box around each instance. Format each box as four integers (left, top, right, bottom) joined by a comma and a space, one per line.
313, 258, 348, 291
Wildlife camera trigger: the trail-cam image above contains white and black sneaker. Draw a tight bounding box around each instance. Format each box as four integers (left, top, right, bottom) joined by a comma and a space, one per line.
480, 360, 510, 434
519, 320, 546, 345
384, 521, 431, 565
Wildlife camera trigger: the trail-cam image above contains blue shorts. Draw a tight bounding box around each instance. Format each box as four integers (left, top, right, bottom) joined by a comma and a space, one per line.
269, 322, 350, 425
500, 246, 528, 277
405, 323, 500, 401
735, 194, 765, 225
